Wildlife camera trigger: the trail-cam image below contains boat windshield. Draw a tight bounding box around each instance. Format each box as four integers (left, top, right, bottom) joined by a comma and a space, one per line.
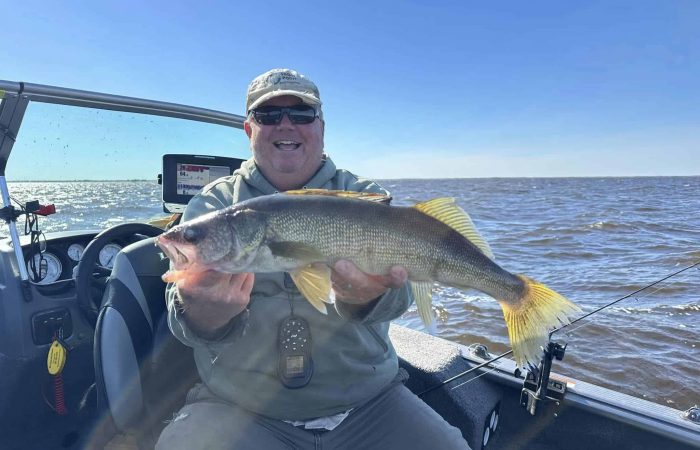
7, 101, 247, 181
2, 97, 249, 237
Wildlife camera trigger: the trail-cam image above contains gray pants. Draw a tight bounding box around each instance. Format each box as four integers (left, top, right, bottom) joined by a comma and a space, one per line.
156, 381, 470, 450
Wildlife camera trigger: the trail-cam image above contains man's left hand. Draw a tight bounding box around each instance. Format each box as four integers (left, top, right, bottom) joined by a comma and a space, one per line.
331, 260, 408, 305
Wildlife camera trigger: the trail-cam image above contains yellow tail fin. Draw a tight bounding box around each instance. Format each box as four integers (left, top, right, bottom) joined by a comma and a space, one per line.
499, 275, 581, 367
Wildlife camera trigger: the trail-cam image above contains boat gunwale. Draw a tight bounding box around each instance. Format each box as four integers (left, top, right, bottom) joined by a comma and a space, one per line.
459, 343, 700, 447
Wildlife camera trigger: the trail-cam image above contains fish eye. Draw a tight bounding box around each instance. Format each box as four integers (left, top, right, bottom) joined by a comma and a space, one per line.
183, 227, 201, 243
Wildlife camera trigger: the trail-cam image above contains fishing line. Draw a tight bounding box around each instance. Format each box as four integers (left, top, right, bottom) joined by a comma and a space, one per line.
550, 259, 700, 338
417, 259, 700, 397
417, 349, 513, 397
449, 362, 501, 392
559, 277, 686, 337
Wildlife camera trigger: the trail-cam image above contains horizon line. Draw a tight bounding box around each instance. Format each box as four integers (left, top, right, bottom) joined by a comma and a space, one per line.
6, 174, 700, 182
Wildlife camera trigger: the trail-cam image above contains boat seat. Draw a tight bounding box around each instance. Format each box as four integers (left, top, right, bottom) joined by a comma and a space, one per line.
93, 237, 199, 448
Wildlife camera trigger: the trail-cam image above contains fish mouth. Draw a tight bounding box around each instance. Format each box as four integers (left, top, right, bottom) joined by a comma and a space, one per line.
155, 235, 198, 270
274, 140, 301, 150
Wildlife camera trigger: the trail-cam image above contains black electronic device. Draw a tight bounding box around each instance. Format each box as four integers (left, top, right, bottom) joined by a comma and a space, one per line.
160, 154, 245, 213
277, 315, 313, 388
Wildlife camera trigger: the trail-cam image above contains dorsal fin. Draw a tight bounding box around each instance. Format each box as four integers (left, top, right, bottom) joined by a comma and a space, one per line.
284, 189, 391, 204
413, 198, 495, 260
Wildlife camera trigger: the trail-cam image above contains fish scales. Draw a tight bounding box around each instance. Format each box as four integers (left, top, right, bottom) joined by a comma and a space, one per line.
247, 195, 524, 302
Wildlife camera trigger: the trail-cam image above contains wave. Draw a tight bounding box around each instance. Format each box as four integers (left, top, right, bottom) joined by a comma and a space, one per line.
667, 250, 700, 266
564, 279, 694, 294
609, 301, 699, 315
586, 221, 628, 231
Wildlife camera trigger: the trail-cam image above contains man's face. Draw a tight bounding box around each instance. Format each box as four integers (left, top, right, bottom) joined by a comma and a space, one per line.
244, 95, 325, 190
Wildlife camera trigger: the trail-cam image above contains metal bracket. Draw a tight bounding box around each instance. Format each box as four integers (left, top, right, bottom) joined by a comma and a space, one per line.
0, 204, 20, 223
467, 343, 492, 360
0, 176, 30, 281
683, 406, 700, 425
0, 92, 29, 175
0, 123, 16, 141
520, 341, 567, 416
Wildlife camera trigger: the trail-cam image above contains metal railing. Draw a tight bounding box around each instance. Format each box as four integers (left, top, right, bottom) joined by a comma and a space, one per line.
1, 80, 246, 127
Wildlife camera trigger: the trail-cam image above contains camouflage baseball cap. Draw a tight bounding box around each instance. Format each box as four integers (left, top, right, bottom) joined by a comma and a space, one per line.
246, 68, 322, 113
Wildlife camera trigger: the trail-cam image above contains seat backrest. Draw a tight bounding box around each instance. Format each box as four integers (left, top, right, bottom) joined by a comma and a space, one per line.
94, 237, 199, 446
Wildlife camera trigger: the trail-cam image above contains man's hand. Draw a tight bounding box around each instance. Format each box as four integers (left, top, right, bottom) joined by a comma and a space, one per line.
331, 260, 408, 305
175, 270, 254, 338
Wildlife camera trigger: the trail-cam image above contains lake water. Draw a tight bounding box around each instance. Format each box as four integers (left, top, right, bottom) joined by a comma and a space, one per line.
5, 176, 699, 409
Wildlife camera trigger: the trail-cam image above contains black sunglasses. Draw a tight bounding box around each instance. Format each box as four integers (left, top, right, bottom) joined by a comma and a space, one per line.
250, 105, 318, 126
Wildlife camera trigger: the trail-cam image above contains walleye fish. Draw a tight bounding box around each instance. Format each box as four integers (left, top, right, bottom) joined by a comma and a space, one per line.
155, 190, 580, 366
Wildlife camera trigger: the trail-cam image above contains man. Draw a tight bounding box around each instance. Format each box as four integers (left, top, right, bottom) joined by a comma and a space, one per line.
156, 69, 469, 449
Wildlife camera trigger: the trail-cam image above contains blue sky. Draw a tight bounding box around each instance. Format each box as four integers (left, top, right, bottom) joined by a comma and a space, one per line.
2, 0, 699, 178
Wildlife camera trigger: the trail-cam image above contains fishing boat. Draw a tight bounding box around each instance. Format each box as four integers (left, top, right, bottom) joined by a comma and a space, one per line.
0, 80, 697, 450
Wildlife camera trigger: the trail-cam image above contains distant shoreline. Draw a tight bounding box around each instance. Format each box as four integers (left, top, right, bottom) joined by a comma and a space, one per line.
8, 179, 154, 182
7, 175, 699, 182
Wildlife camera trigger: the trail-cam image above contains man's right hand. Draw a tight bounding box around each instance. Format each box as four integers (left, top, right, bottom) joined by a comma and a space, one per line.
175, 270, 255, 339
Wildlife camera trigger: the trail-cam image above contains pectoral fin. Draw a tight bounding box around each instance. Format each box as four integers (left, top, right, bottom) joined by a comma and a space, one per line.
411, 282, 436, 333
289, 264, 334, 315
161, 269, 188, 283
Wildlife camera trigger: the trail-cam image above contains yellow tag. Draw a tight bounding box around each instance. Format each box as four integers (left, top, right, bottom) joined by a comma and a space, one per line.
47, 340, 67, 375
0, 89, 5, 99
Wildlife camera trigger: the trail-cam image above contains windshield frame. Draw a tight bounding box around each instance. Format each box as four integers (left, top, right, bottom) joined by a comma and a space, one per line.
0, 79, 246, 281
0, 80, 246, 176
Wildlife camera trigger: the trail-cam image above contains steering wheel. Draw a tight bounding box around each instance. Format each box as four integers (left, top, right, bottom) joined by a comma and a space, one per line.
76, 223, 164, 325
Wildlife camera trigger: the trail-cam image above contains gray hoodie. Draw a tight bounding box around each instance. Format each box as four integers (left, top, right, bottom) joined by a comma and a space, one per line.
167, 156, 413, 420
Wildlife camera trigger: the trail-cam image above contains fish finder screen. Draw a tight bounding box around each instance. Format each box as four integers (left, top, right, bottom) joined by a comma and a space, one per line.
176, 163, 230, 195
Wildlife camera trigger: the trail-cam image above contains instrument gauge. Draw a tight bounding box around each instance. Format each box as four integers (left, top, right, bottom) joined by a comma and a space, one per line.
26, 253, 63, 285
67, 243, 85, 262
98, 243, 122, 269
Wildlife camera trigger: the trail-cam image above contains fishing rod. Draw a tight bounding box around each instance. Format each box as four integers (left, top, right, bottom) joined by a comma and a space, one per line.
550, 259, 700, 338
416, 348, 513, 397
416, 259, 700, 399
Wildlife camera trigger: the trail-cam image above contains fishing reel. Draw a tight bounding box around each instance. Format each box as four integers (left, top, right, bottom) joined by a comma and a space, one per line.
520, 341, 568, 416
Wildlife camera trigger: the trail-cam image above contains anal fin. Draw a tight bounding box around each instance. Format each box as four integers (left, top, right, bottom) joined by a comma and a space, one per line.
411, 282, 436, 333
